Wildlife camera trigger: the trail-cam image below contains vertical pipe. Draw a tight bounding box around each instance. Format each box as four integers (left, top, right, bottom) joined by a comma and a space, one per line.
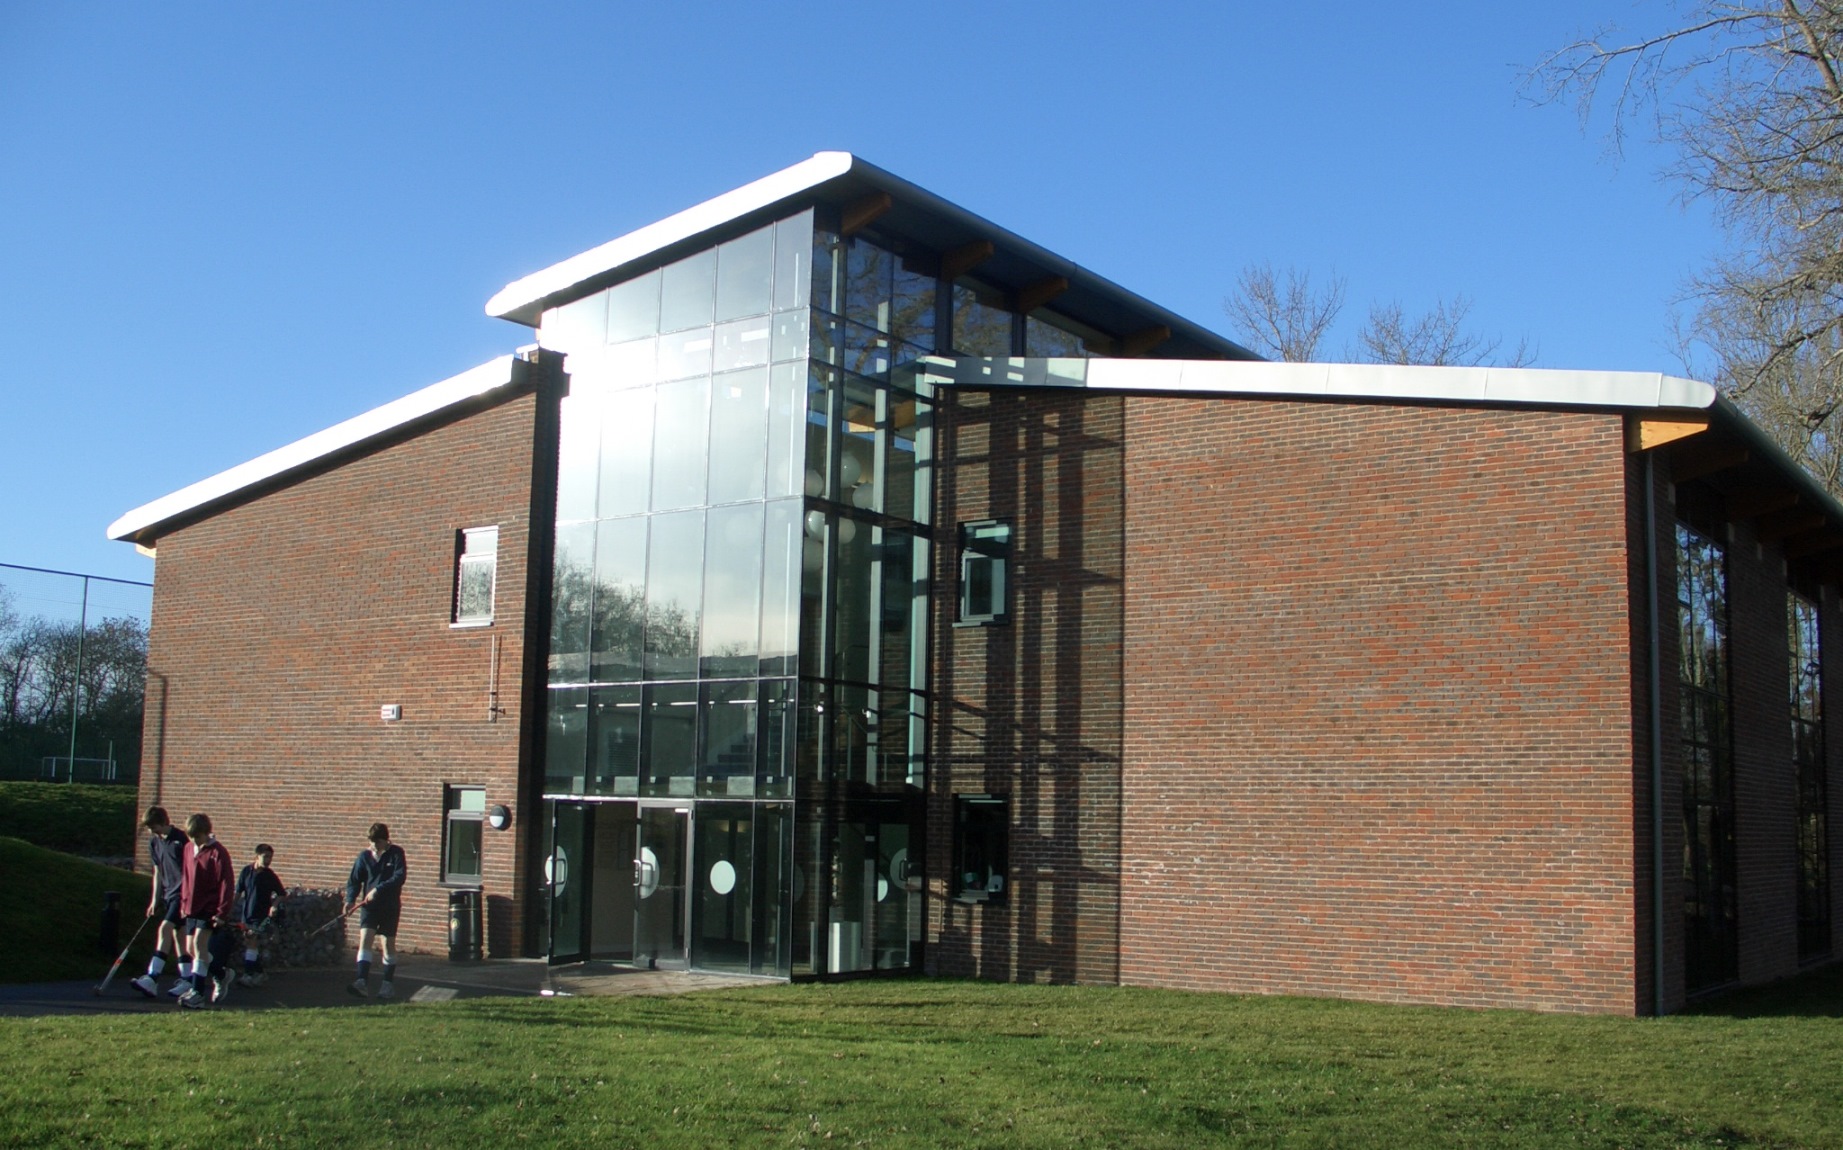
66, 576, 89, 782
1645, 454, 1666, 1016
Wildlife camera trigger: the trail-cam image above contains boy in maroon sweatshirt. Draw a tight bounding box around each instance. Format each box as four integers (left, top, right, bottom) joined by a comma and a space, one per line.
177, 813, 235, 1009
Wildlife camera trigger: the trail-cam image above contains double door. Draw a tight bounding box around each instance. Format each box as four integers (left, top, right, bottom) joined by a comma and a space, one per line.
546, 799, 789, 975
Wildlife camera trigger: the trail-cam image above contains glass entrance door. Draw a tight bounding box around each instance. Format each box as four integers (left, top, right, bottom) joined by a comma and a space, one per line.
635, 805, 689, 969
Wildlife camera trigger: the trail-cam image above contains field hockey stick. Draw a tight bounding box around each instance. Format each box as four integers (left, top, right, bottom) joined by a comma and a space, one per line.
94, 913, 155, 996
307, 902, 361, 938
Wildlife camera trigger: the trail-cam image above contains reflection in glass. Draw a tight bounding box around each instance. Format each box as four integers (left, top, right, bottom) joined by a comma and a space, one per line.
545, 687, 588, 794
1026, 310, 1110, 356
770, 309, 808, 364
716, 224, 775, 322
714, 315, 772, 372
758, 679, 795, 797
540, 291, 608, 353
845, 239, 891, 331
760, 500, 801, 676
550, 523, 596, 684
766, 362, 805, 499
644, 511, 704, 680
651, 377, 710, 511
660, 249, 716, 333
589, 685, 641, 795
699, 682, 758, 797
657, 328, 714, 382
953, 280, 1013, 355
590, 517, 647, 683
701, 504, 763, 678
892, 259, 935, 350
692, 806, 754, 971
708, 368, 767, 505
608, 270, 661, 343
772, 212, 812, 312
643, 682, 699, 797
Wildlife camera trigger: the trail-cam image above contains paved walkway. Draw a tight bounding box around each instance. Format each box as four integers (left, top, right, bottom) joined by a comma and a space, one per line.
0, 956, 769, 1018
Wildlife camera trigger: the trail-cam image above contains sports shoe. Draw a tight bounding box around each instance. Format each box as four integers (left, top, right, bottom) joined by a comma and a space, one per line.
347, 978, 370, 998
238, 971, 267, 988
129, 975, 158, 999
167, 979, 192, 998
376, 980, 394, 1000
211, 972, 233, 1004
177, 988, 207, 1009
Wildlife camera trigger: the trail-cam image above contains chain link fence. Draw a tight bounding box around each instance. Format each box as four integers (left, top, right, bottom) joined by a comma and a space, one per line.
0, 562, 153, 784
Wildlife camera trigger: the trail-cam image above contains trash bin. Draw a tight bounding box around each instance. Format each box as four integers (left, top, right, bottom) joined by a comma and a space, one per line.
448, 889, 482, 962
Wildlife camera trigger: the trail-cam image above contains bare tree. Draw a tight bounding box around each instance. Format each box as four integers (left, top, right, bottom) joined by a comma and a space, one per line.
1223, 263, 1346, 362
1532, 2, 1843, 488
1356, 295, 1536, 367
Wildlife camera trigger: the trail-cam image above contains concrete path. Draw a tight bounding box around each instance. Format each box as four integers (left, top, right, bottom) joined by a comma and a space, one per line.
0, 956, 769, 1018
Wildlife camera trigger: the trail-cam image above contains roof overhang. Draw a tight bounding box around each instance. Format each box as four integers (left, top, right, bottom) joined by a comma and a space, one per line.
107, 354, 539, 548
484, 151, 1256, 362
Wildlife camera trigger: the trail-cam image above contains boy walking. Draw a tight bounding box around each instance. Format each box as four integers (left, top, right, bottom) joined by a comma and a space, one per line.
234, 843, 285, 987
345, 822, 406, 999
177, 813, 236, 1009
129, 807, 189, 999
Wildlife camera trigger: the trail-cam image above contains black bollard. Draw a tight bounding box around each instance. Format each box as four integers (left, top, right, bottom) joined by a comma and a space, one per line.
100, 890, 121, 958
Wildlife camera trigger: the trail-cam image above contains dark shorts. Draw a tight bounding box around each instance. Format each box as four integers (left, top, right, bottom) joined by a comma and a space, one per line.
183, 916, 216, 935
158, 898, 184, 927
358, 901, 400, 937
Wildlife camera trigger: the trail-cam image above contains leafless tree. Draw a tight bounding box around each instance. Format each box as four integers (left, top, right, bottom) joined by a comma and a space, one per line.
1356, 295, 1536, 367
1223, 263, 1346, 362
1532, 1, 1843, 488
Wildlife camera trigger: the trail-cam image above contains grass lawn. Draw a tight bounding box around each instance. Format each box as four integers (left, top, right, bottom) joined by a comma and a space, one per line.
0, 836, 152, 983
2, 780, 139, 857
3, 972, 1841, 1148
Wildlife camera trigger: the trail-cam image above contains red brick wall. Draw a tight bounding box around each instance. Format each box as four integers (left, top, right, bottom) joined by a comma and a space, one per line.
1118, 398, 1641, 1013
928, 388, 1125, 985
137, 386, 546, 958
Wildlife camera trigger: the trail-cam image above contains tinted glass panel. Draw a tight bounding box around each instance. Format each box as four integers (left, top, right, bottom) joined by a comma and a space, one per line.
953, 280, 1013, 355
766, 362, 805, 499
772, 212, 811, 312
643, 682, 699, 796
588, 684, 641, 795
545, 687, 588, 794
760, 500, 801, 677
759, 678, 795, 797
714, 315, 771, 372
699, 681, 758, 797
845, 240, 892, 331
657, 327, 713, 382
891, 260, 935, 350
550, 522, 596, 684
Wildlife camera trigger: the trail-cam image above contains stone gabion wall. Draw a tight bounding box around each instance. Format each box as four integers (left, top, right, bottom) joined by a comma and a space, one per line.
247, 889, 348, 968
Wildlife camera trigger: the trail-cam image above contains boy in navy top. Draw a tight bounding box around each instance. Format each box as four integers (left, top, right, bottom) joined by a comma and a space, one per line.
130, 807, 190, 999
177, 813, 236, 1009
344, 822, 406, 999
234, 843, 286, 987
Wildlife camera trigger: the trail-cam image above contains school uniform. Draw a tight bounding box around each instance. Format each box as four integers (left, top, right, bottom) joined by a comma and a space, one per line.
346, 843, 407, 936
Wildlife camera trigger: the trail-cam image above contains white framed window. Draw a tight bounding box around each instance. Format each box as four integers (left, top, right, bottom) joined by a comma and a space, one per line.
454, 526, 499, 625
443, 785, 485, 884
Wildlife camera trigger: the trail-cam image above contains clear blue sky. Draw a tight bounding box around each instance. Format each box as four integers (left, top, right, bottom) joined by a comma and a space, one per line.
0, 1, 1715, 586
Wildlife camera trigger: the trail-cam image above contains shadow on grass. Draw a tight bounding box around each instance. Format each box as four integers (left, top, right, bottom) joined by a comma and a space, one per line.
1683, 959, 1843, 1019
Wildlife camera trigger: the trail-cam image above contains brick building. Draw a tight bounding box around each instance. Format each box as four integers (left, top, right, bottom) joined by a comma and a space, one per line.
111, 153, 1840, 1013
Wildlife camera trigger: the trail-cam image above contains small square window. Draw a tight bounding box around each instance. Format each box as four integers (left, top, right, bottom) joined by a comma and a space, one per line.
444, 785, 485, 884
957, 520, 1011, 625
953, 795, 1007, 903
454, 526, 499, 625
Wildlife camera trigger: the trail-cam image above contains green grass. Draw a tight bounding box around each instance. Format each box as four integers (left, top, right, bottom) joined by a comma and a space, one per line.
2, 779, 138, 856
3, 974, 1842, 1148
0, 836, 152, 983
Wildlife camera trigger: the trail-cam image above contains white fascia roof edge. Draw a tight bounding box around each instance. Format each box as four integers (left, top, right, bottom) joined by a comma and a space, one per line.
108, 355, 525, 544
485, 152, 856, 326
913, 358, 1718, 411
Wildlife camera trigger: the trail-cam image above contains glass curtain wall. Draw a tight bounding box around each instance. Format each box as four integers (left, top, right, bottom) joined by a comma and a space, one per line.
1678, 523, 1738, 991
1789, 592, 1831, 961
538, 207, 935, 978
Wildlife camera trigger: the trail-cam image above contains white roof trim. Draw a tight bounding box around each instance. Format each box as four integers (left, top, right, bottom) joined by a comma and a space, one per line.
108, 355, 522, 543
486, 151, 856, 326
911, 358, 1718, 410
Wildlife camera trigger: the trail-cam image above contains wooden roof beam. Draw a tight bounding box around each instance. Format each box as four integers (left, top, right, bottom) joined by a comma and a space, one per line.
1121, 325, 1172, 357
941, 240, 995, 281
840, 191, 893, 237
1627, 413, 1711, 453
1671, 446, 1749, 484
1014, 275, 1070, 316
1756, 509, 1826, 544
1725, 487, 1800, 520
